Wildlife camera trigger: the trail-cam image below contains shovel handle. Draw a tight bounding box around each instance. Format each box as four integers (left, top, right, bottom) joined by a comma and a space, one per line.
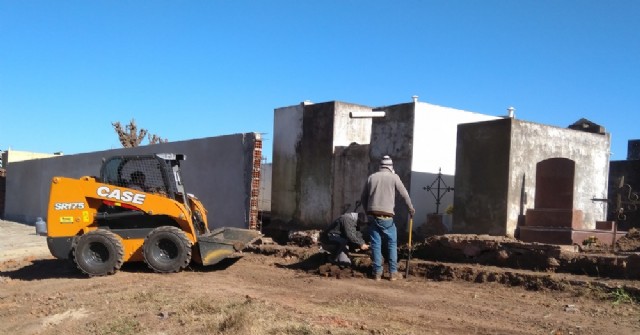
405, 215, 414, 277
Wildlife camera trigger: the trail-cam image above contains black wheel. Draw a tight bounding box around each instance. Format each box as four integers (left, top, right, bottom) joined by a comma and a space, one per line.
143, 226, 193, 273
73, 229, 124, 276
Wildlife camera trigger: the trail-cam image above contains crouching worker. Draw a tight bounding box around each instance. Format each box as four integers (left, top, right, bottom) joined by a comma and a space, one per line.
320, 212, 369, 266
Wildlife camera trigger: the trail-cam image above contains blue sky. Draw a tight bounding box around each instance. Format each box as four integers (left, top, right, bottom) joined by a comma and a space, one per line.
1, 1, 638, 162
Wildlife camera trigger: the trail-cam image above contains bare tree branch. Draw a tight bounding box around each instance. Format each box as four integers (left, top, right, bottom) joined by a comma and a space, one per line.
148, 134, 168, 145
111, 119, 151, 148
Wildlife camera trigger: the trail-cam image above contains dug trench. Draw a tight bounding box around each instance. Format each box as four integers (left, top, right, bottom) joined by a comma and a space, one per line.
247, 230, 640, 301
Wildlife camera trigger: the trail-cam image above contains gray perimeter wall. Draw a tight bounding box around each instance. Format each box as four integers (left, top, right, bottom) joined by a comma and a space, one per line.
5, 133, 260, 230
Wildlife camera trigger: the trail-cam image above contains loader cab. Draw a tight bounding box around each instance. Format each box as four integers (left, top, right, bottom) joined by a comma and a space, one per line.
100, 153, 187, 200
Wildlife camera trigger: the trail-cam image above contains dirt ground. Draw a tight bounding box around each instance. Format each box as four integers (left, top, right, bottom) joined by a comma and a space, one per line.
2, 220, 640, 335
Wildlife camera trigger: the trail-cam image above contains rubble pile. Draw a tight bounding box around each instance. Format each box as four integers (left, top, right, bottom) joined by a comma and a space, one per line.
317, 263, 366, 279
616, 228, 640, 252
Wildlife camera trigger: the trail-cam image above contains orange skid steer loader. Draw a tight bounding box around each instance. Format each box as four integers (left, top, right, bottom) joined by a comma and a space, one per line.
37, 153, 261, 276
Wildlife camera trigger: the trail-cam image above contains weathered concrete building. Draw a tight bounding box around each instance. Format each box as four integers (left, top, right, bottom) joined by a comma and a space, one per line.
271, 101, 373, 230
4, 133, 263, 231
454, 118, 610, 239
271, 99, 498, 234
608, 139, 640, 230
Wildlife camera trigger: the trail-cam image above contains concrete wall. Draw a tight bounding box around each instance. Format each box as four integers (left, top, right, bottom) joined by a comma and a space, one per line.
271, 101, 372, 229
608, 140, 640, 230
4, 133, 261, 230
258, 162, 272, 212
331, 102, 373, 213
333, 143, 370, 214
454, 118, 610, 236
298, 102, 335, 226
454, 119, 513, 235
271, 99, 499, 235
368, 103, 416, 234
609, 159, 640, 230
271, 103, 304, 227
333, 102, 372, 147
510, 121, 609, 232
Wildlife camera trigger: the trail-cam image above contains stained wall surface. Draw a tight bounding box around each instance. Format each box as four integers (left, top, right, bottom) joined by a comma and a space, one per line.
272, 99, 499, 234
271, 104, 304, 228
297, 102, 336, 227
455, 118, 610, 236
454, 119, 512, 235
368, 103, 416, 235
271, 101, 372, 229
258, 163, 272, 212
367, 101, 499, 236
4, 133, 261, 230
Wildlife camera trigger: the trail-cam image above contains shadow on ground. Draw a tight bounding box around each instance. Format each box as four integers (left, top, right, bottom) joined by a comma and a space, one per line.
0, 256, 243, 281
0, 259, 84, 280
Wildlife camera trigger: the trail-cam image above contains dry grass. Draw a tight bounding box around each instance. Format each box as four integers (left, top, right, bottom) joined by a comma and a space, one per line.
181, 297, 318, 335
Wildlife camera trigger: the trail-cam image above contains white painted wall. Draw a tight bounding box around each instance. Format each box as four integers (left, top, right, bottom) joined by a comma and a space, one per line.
409, 102, 499, 228
412, 102, 500, 174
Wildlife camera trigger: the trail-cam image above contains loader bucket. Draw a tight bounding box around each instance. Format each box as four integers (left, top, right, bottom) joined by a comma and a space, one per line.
197, 227, 262, 266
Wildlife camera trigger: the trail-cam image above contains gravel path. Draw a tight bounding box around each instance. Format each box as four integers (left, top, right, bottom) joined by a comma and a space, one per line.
0, 219, 50, 262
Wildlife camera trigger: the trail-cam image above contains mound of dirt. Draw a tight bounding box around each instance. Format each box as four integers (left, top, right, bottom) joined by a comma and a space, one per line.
616, 228, 640, 252
317, 263, 366, 279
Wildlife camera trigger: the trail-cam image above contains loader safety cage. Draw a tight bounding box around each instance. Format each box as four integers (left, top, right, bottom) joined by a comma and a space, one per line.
99, 154, 186, 200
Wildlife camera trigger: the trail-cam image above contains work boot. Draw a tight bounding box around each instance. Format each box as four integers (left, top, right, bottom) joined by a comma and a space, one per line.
389, 272, 402, 281
373, 273, 382, 281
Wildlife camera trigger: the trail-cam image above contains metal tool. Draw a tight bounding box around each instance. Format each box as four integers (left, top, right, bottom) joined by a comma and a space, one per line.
405, 215, 414, 278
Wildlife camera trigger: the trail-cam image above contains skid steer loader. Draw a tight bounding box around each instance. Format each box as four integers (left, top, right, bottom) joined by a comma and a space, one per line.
37, 153, 262, 276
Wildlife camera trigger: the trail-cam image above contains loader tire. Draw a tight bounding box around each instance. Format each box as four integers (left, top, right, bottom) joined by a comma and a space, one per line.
143, 226, 192, 273
73, 229, 124, 277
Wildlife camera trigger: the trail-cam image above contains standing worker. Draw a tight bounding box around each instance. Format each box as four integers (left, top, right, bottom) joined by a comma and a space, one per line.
361, 155, 415, 281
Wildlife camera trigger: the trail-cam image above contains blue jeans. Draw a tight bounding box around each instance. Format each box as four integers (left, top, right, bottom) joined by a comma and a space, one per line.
327, 234, 351, 265
368, 216, 397, 275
